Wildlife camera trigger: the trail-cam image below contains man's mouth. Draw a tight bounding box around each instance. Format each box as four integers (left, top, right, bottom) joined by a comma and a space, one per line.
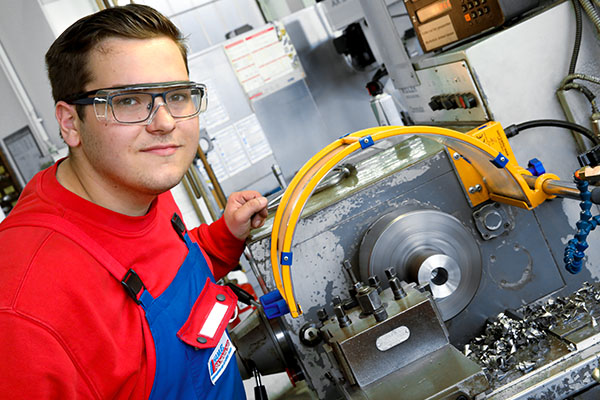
141, 144, 180, 156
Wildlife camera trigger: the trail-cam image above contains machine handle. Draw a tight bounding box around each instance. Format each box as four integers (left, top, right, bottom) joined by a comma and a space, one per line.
226, 282, 258, 307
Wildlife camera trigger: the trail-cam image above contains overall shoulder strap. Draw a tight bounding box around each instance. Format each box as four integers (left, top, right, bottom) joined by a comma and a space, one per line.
0, 213, 147, 303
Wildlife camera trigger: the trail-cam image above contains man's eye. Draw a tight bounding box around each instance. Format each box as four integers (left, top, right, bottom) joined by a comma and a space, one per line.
168, 92, 190, 103
115, 95, 142, 106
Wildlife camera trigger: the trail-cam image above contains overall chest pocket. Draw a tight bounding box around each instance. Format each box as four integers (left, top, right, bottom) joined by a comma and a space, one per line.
178, 279, 239, 398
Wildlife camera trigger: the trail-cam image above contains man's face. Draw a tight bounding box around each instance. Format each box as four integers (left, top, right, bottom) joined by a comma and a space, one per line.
75, 36, 199, 197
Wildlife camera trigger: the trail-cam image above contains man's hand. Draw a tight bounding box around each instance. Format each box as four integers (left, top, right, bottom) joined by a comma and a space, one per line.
223, 191, 268, 240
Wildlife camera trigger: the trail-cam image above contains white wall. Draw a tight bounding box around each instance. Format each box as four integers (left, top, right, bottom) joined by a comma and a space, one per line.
0, 1, 60, 150
38, 0, 97, 37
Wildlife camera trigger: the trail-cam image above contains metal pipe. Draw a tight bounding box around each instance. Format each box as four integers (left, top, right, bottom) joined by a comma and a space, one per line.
557, 90, 590, 153
522, 175, 581, 201
184, 170, 201, 198
187, 165, 221, 222
181, 174, 207, 225
196, 145, 227, 209
271, 164, 287, 189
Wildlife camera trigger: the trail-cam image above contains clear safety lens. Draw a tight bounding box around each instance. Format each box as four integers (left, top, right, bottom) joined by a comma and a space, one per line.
93, 84, 206, 124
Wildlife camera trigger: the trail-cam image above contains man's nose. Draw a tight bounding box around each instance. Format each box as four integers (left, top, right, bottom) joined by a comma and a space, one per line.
146, 100, 176, 132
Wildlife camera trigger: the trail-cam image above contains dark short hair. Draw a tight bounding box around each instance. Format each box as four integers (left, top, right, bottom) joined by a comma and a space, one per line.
45, 4, 188, 116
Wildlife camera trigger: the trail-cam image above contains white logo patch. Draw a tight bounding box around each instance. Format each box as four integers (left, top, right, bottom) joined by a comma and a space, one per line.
208, 332, 236, 385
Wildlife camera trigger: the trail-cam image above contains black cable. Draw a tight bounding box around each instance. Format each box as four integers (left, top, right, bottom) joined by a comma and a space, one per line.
569, 0, 583, 75
565, 83, 596, 103
505, 119, 600, 146
562, 82, 598, 113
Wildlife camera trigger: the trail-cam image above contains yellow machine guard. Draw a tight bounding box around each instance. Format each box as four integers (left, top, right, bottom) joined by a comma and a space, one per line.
271, 123, 558, 317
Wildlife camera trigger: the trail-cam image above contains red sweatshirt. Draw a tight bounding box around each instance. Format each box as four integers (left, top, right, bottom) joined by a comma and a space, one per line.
0, 162, 245, 399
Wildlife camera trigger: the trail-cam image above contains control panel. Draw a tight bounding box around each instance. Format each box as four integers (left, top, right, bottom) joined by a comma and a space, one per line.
399, 60, 489, 124
404, 0, 541, 52
462, 0, 493, 23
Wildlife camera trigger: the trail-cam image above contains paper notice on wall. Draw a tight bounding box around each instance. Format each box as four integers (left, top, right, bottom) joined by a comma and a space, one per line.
192, 77, 230, 130
211, 125, 252, 176
225, 38, 264, 93
234, 114, 272, 163
206, 113, 273, 179
205, 150, 229, 181
224, 22, 304, 100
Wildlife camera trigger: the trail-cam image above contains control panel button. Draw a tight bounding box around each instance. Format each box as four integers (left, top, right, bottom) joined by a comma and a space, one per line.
428, 93, 478, 111
428, 96, 443, 111
440, 95, 457, 110
461, 93, 478, 108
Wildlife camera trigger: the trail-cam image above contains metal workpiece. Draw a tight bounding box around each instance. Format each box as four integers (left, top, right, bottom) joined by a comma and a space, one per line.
360, 207, 482, 321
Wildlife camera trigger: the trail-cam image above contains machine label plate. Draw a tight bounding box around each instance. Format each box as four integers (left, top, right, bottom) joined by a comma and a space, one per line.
376, 326, 411, 351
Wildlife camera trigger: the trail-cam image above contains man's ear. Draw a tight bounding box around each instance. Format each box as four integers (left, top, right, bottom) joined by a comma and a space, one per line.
55, 101, 82, 147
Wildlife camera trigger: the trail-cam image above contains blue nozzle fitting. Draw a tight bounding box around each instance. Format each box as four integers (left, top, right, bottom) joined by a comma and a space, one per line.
526, 158, 545, 177
564, 174, 599, 274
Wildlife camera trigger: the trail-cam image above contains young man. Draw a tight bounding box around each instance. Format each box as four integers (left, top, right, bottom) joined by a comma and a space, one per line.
0, 4, 267, 399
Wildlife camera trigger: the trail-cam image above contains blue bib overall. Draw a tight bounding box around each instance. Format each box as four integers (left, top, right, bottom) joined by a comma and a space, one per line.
4, 213, 246, 399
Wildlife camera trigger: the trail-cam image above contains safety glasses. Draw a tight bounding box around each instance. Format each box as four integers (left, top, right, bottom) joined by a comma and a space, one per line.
64, 81, 208, 125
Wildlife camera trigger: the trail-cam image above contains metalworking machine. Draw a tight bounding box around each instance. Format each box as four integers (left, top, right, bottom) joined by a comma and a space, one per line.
229, 122, 600, 399
219, 1, 600, 398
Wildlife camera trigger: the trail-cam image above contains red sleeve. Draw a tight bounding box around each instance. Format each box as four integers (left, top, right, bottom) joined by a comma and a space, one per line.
189, 216, 245, 281
0, 311, 98, 399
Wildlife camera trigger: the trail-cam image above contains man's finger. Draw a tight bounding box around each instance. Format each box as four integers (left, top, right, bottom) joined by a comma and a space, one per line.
234, 196, 268, 223
251, 214, 266, 228
230, 190, 263, 206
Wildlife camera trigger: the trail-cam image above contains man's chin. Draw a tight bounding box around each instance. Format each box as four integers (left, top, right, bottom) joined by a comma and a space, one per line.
140, 173, 187, 196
